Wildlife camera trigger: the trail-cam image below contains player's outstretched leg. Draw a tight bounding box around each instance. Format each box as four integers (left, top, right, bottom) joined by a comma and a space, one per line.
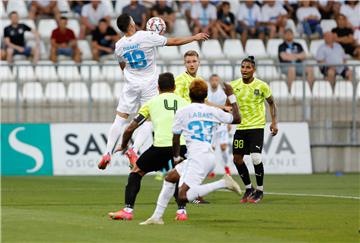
109, 171, 144, 220
98, 115, 128, 169
248, 153, 264, 203
233, 154, 255, 203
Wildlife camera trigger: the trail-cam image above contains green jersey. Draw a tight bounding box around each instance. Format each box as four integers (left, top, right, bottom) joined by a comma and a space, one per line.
175, 72, 202, 102
230, 78, 272, 130
138, 92, 189, 147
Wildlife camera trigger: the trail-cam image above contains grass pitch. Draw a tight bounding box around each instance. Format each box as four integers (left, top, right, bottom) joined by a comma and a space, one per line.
2, 174, 359, 243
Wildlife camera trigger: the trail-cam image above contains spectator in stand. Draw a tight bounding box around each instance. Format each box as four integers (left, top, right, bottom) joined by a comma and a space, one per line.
278, 28, 314, 90
332, 14, 360, 60
236, 0, 262, 47
296, 0, 322, 39
340, 1, 360, 29
91, 18, 120, 61
4, 11, 40, 63
80, 0, 111, 39
191, 0, 219, 38
151, 0, 176, 33
122, 0, 148, 31
70, 1, 86, 16
317, 0, 336, 19
50, 16, 81, 63
1, 38, 6, 60
29, 0, 60, 20
316, 32, 352, 88
216, 1, 236, 39
260, 0, 288, 40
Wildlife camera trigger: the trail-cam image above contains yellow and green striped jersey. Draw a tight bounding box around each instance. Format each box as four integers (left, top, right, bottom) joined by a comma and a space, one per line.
230, 78, 272, 130
138, 92, 189, 147
175, 72, 202, 102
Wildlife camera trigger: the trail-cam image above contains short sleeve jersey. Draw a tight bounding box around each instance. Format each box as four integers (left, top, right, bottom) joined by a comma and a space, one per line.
51, 28, 76, 44
81, 3, 110, 25
278, 41, 304, 63
207, 86, 227, 106
92, 26, 117, 47
174, 72, 202, 102
138, 92, 189, 147
230, 78, 272, 130
4, 24, 31, 47
114, 31, 167, 84
173, 103, 233, 153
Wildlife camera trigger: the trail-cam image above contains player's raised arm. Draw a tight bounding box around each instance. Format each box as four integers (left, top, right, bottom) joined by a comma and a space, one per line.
223, 82, 241, 124
166, 32, 209, 46
266, 96, 278, 136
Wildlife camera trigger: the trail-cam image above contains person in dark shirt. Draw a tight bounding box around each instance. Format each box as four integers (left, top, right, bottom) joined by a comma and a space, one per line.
50, 16, 81, 63
151, 0, 175, 33
332, 14, 360, 60
216, 1, 236, 39
278, 28, 314, 89
4, 11, 40, 63
91, 18, 120, 61
122, 0, 148, 30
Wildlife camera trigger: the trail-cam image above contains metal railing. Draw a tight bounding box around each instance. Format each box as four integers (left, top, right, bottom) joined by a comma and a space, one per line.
0, 62, 359, 145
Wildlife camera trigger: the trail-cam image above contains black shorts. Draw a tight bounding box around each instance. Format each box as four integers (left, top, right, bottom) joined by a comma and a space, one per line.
320, 66, 348, 78
232, 129, 264, 155
136, 145, 187, 173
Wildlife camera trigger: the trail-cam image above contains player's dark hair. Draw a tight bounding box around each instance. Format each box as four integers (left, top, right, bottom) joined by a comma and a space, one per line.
241, 56, 256, 67
60, 16, 68, 21
222, 1, 230, 7
189, 79, 208, 102
8, 11, 18, 18
117, 13, 131, 32
99, 18, 107, 23
184, 50, 199, 59
158, 72, 175, 92
210, 74, 219, 79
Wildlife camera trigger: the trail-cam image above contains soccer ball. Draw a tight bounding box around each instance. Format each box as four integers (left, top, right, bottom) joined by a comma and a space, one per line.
146, 17, 166, 35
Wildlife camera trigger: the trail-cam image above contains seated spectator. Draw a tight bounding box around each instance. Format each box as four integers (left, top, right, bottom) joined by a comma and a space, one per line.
316, 32, 352, 88
317, 0, 336, 19
50, 16, 81, 63
236, 0, 262, 47
191, 0, 218, 39
29, 0, 60, 20
332, 14, 360, 60
80, 0, 111, 39
70, 1, 86, 16
151, 0, 176, 33
216, 1, 236, 39
4, 11, 40, 63
1, 38, 6, 60
296, 0, 322, 39
122, 0, 148, 31
260, 0, 288, 40
278, 28, 314, 90
340, 0, 360, 29
91, 18, 120, 61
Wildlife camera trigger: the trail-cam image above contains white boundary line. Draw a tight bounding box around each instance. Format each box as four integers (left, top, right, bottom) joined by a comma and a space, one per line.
265, 192, 360, 200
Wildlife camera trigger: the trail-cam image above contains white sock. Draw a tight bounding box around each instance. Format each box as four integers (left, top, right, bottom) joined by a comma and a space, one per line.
245, 184, 252, 189
186, 179, 226, 202
221, 147, 229, 166
257, 186, 264, 191
105, 115, 127, 155
132, 121, 153, 154
151, 180, 175, 219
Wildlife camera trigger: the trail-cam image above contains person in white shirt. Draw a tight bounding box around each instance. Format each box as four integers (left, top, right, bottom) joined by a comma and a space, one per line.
236, 0, 262, 47
139, 79, 242, 225
191, 0, 219, 38
97, 13, 209, 170
80, 0, 111, 39
207, 74, 232, 176
340, 1, 360, 29
260, 0, 288, 39
296, 0, 323, 39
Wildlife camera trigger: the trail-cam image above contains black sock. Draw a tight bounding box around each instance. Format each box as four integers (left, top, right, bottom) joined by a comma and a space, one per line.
254, 163, 264, 187
124, 172, 143, 208
173, 181, 186, 209
235, 162, 251, 186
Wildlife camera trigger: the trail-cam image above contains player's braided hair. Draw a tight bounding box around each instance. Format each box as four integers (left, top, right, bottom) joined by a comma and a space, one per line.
241, 56, 256, 67
189, 79, 208, 102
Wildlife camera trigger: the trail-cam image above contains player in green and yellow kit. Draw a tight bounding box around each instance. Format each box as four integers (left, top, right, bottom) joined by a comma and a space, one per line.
230, 56, 278, 204
104, 72, 189, 220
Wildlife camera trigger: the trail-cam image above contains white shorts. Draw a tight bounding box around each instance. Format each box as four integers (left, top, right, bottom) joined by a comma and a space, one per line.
176, 150, 216, 188
212, 124, 228, 146
116, 81, 158, 114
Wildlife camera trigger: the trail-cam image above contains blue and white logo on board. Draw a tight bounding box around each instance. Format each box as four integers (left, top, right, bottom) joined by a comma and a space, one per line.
1, 124, 53, 175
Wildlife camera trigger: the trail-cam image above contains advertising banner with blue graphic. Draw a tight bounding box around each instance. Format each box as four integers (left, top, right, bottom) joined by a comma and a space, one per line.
1, 123, 312, 175
1, 124, 53, 175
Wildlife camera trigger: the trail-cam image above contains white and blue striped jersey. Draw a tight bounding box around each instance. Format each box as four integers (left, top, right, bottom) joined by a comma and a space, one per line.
172, 103, 233, 154
114, 31, 167, 84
